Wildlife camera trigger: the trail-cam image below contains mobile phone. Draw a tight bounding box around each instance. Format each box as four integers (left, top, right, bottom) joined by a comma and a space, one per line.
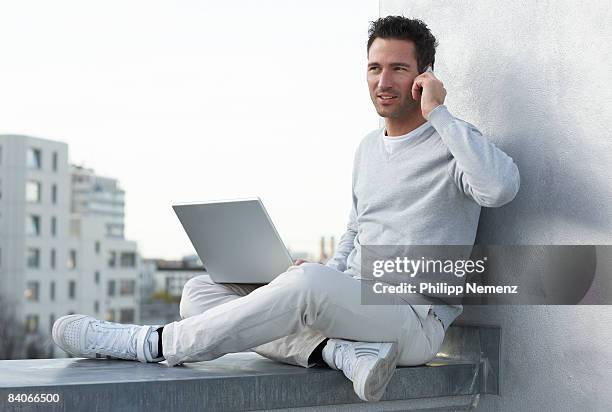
416, 66, 432, 96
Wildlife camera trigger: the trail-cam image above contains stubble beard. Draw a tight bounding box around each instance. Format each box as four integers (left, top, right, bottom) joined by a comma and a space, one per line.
374, 95, 417, 119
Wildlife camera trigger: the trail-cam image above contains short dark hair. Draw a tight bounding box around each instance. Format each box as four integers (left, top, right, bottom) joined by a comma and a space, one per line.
367, 16, 438, 73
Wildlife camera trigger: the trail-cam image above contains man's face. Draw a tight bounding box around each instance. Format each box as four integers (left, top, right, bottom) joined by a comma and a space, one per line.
367, 38, 421, 120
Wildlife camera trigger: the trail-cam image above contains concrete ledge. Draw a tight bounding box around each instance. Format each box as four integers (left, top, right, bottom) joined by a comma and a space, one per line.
0, 325, 499, 411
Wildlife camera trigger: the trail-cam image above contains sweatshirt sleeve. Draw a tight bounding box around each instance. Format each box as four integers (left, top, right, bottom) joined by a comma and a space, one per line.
326, 145, 361, 271
325, 202, 357, 272
428, 105, 520, 207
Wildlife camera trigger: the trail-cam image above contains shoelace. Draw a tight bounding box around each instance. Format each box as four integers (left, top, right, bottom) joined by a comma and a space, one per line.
86, 321, 138, 358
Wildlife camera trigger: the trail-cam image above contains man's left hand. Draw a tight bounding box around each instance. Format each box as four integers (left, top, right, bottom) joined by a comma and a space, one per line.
411, 67, 447, 119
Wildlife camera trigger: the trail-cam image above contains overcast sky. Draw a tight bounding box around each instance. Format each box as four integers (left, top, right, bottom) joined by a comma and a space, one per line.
0, 0, 381, 259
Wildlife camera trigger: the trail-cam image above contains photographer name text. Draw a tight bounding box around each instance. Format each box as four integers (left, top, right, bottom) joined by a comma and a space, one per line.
373, 282, 518, 296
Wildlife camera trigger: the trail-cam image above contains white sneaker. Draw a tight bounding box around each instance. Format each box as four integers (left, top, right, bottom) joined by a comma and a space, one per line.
52, 314, 164, 363
322, 339, 399, 402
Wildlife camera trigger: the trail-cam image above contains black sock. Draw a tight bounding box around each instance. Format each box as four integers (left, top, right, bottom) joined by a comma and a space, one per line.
307, 339, 328, 366
156, 327, 164, 357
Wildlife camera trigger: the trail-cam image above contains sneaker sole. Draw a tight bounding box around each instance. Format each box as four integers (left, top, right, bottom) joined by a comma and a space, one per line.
52, 314, 91, 358
355, 342, 399, 402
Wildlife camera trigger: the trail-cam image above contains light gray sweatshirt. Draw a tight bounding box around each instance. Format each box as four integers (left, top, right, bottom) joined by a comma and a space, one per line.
326, 104, 520, 330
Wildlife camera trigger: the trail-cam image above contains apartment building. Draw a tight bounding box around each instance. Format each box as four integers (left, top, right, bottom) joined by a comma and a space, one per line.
0, 135, 140, 357
70, 165, 140, 325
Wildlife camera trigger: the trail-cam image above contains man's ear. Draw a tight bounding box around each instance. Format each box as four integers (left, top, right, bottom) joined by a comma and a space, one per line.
420, 62, 434, 74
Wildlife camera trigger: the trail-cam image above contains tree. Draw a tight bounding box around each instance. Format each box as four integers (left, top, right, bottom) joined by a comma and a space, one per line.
151, 290, 180, 304
0, 297, 46, 360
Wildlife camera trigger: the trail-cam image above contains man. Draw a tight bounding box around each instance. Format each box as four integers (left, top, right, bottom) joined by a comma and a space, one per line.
52, 16, 519, 402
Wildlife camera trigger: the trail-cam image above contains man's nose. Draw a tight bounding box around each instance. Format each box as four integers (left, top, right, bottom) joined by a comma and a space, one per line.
377, 69, 394, 90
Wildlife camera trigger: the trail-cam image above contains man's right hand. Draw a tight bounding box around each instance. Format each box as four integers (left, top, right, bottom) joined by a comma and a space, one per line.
293, 259, 307, 266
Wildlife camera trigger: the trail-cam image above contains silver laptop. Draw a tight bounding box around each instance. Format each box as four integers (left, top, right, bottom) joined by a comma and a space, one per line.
173, 198, 294, 283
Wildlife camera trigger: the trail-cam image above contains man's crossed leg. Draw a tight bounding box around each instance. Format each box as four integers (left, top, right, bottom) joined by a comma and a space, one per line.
52, 263, 444, 402
178, 271, 327, 368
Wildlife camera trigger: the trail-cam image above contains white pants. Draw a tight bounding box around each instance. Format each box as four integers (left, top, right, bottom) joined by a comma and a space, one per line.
163, 263, 445, 367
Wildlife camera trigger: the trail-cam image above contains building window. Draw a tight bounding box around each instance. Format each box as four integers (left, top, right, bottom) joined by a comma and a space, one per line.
51, 184, 58, 204
119, 280, 135, 296
108, 251, 117, 268
120, 252, 136, 268
50, 248, 56, 269
27, 248, 40, 268
27, 148, 41, 169
52, 152, 58, 172
94, 301, 99, 314
50, 281, 55, 301
108, 280, 116, 297
95, 241, 101, 255
95, 271, 100, 284
26, 181, 41, 203
68, 280, 76, 299
119, 309, 135, 323
25, 315, 39, 333
67, 249, 77, 269
26, 215, 41, 236
49, 314, 55, 334
25, 281, 39, 301
70, 219, 80, 237
51, 216, 57, 237
106, 223, 124, 238
105, 310, 115, 322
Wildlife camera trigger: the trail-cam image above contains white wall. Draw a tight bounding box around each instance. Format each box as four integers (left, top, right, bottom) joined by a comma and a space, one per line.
379, 1, 612, 410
